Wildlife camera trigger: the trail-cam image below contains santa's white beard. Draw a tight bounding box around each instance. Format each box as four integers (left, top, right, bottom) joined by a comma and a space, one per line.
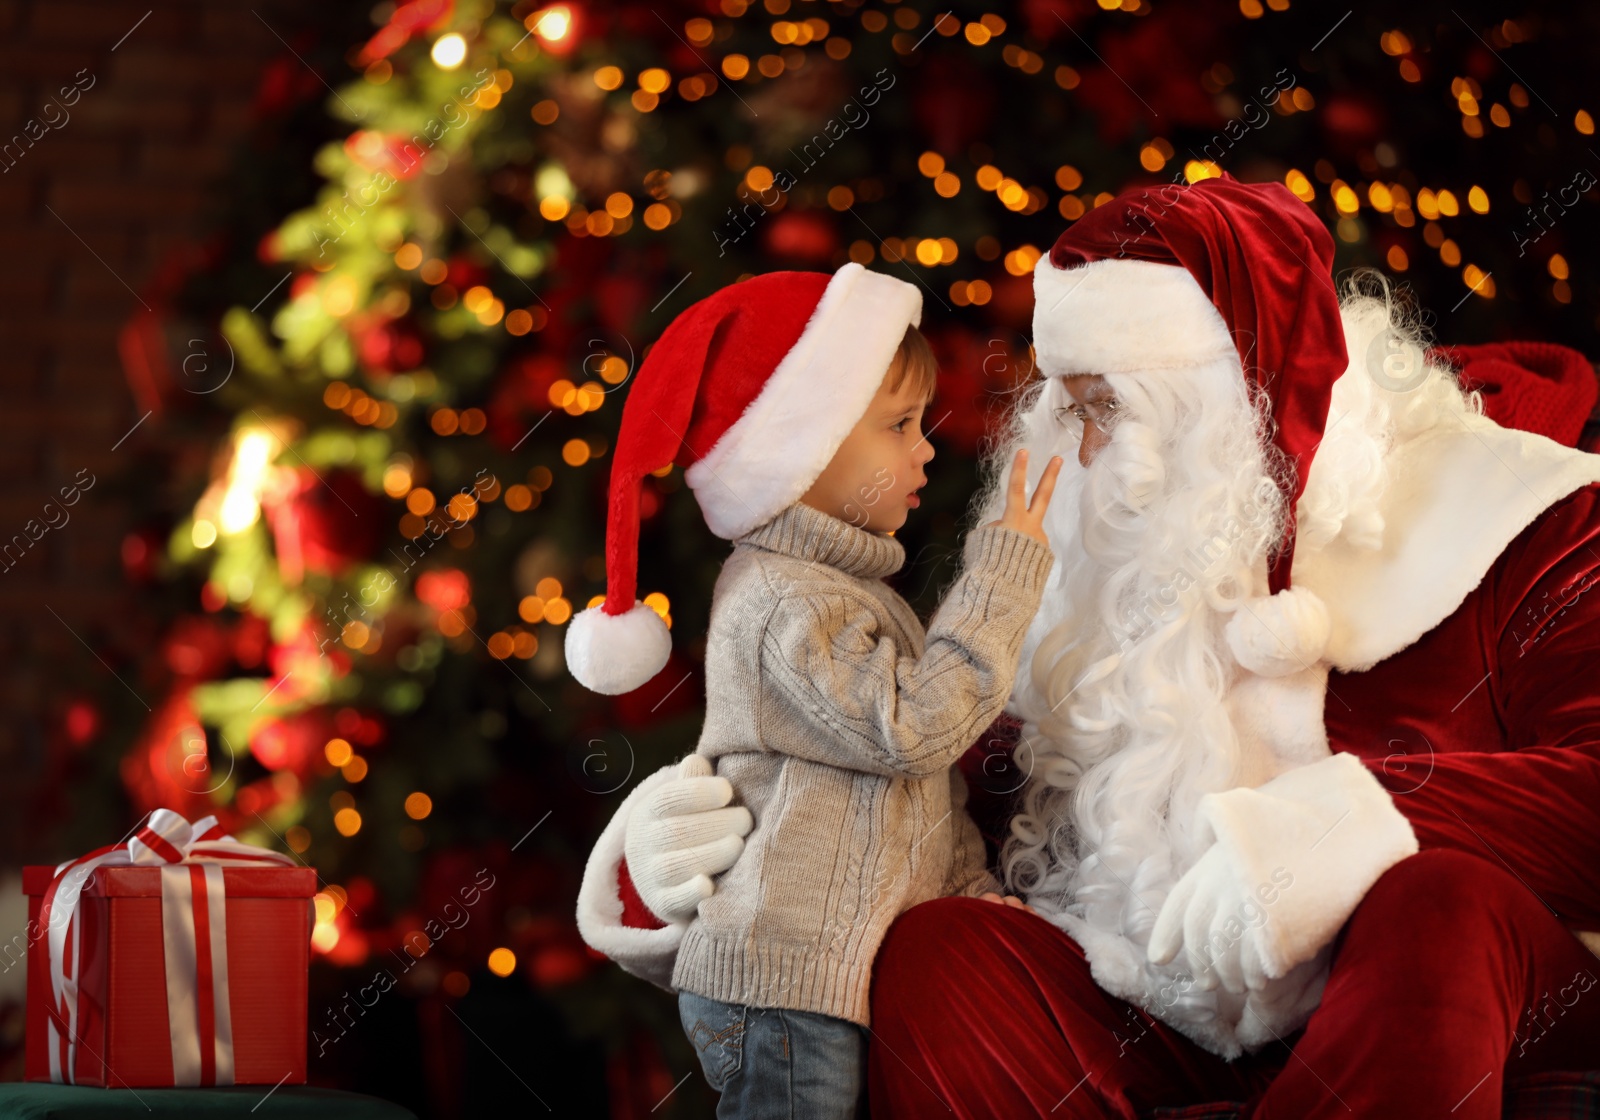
983, 355, 1311, 1053
1000, 358, 1285, 911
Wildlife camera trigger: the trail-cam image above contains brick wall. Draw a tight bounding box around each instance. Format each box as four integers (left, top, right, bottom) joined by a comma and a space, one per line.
0, 0, 315, 859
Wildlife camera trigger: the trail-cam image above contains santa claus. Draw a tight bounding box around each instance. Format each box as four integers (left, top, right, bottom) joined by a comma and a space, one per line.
575, 176, 1600, 1117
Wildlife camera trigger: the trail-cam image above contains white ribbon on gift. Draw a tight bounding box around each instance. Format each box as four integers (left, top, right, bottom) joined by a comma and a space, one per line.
37, 808, 298, 1086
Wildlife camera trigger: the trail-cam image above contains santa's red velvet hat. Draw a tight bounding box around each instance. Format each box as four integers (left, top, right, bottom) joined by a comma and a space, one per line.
565, 262, 922, 695
1034, 174, 1348, 676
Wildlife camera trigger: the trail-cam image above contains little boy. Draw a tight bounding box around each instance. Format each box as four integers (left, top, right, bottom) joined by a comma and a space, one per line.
567, 263, 1062, 1118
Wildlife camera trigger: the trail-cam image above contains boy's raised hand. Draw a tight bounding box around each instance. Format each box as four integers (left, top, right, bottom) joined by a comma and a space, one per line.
985, 448, 1064, 547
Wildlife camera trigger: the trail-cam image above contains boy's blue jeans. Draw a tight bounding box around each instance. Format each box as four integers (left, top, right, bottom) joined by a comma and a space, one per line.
678, 990, 870, 1118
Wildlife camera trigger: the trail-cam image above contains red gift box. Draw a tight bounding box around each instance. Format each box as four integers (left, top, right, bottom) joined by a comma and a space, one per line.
22, 810, 317, 1088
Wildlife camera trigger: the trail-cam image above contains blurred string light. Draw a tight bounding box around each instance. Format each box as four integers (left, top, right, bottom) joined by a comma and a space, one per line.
190, 423, 290, 549
311, 892, 340, 952
219, 429, 277, 535
431, 32, 467, 70
530, 4, 571, 44
308, 885, 362, 958
518, 3, 579, 60
1550, 254, 1572, 304
325, 737, 353, 767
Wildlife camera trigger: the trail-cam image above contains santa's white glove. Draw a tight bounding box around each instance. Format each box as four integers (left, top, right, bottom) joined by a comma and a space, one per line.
1148, 842, 1272, 994
1148, 752, 1418, 990
624, 754, 753, 924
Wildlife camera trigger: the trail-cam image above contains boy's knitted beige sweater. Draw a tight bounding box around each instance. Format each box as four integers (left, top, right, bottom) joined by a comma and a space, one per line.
672, 499, 1054, 1027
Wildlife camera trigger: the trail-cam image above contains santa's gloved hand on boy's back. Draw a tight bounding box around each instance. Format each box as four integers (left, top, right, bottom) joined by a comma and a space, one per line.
623, 753, 753, 924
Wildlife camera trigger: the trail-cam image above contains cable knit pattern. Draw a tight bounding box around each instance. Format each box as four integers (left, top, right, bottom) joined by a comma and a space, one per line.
672, 500, 1055, 1027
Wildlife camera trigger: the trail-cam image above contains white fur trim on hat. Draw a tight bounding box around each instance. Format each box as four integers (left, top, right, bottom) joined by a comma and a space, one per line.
564, 600, 673, 695
1225, 585, 1331, 677
684, 262, 923, 540
1032, 256, 1235, 377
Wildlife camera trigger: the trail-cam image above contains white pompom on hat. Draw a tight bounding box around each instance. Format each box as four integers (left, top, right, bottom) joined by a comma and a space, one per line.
564, 263, 923, 695
1222, 583, 1332, 677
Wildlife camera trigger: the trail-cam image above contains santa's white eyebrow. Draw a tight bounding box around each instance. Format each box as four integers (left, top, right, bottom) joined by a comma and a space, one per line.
1064, 384, 1117, 405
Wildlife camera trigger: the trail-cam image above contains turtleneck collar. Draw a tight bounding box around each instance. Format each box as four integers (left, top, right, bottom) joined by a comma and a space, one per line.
737, 500, 905, 580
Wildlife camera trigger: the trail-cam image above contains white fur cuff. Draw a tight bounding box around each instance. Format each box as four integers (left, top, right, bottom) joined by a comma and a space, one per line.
1194, 751, 1419, 979
575, 764, 688, 991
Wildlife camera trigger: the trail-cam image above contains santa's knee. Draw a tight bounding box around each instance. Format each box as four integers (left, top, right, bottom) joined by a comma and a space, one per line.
1344, 848, 1534, 957
871, 897, 1007, 1021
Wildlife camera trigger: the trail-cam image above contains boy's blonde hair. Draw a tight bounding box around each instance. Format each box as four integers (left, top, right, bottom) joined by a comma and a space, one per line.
884, 324, 939, 402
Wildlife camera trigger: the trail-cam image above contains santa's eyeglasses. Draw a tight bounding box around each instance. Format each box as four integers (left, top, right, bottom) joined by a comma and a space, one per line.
1054, 398, 1125, 436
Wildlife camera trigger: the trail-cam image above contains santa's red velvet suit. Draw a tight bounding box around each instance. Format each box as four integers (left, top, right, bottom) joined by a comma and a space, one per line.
863, 472, 1600, 1118
574, 178, 1600, 1116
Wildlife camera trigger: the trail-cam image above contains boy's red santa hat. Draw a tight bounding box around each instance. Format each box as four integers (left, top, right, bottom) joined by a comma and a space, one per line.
566, 263, 923, 695
1033, 174, 1347, 676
